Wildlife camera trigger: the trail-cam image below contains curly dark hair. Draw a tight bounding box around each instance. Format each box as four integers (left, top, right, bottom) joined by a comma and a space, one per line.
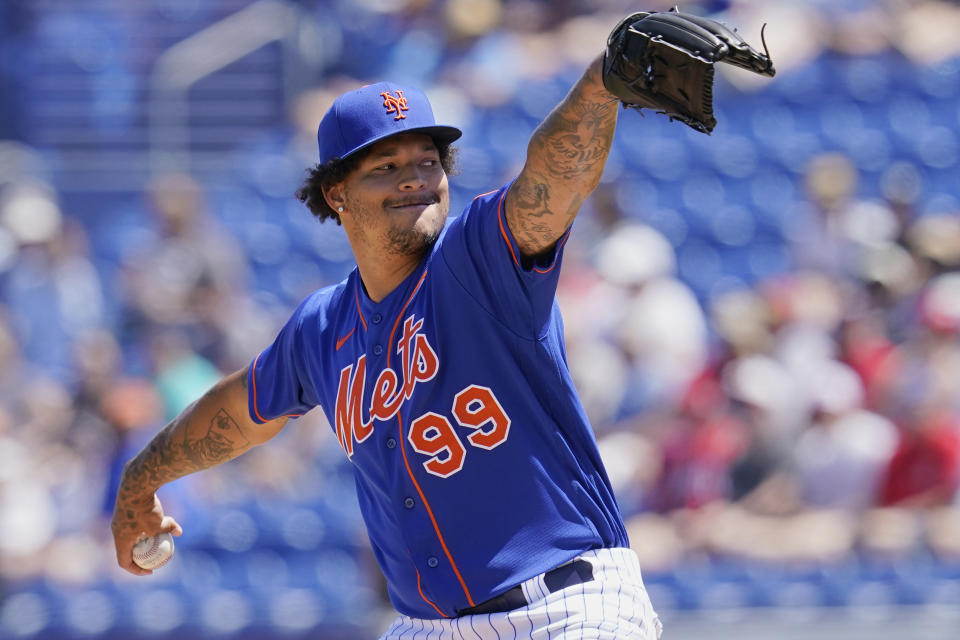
295, 139, 458, 225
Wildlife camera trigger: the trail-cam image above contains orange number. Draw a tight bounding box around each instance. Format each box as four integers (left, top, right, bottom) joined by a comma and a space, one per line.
452, 385, 511, 450
407, 412, 467, 478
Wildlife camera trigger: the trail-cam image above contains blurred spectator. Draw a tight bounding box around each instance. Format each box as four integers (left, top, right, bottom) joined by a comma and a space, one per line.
791, 360, 899, 510
600, 224, 709, 417
149, 329, 222, 422
649, 383, 749, 513
560, 222, 708, 426
118, 172, 251, 371
907, 214, 960, 278
839, 312, 902, 413
0, 181, 105, 382
879, 400, 960, 508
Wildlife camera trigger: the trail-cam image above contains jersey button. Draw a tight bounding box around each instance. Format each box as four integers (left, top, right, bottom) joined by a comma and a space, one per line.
427, 557, 439, 568
372, 313, 383, 324
403, 497, 415, 509
373, 344, 383, 355
386, 437, 397, 449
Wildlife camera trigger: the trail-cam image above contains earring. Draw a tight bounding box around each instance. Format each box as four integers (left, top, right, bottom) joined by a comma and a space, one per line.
337, 206, 344, 212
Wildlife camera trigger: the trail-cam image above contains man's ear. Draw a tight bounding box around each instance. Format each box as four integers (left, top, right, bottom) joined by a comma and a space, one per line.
323, 183, 346, 213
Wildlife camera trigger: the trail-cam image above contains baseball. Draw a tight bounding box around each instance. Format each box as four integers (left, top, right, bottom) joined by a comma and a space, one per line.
132, 532, 175, 570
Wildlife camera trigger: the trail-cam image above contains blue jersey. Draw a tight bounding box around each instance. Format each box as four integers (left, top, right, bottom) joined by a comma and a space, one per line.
248, 183, 628, 619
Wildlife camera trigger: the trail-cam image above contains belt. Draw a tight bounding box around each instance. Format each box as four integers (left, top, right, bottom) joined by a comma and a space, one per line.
457, 559, 594, 617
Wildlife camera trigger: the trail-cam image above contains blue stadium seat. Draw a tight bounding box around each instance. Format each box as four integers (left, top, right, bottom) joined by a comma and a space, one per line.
841, 128, 893, 172
769, 128, 824, 174
198, 589, 255, 635
750, 101, 796, 142
710, 134, 761, 179
0, 587, 54, 638
699, 582, 751, 611
818, 100, 865, 146
746, 238, 791, 280
914, 126, 958, 170
637, 137, 692, 181
244, 549, 292, 591
177, 549, 224, 593
919, 58, 960, 98
266, 587, 329, 632
748, 169, 797, 235
845, 580, 897, 609
60, 588, 119, 637
769, 581, 825, 609
209, 508, 261, 553
837, 55, 895, 104
771, 57, 829, 104
680, 171, 727, 215
128, 588, 189, 636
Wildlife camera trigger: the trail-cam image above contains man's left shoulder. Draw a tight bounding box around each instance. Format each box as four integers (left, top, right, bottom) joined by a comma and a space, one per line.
439, 184, 512, 241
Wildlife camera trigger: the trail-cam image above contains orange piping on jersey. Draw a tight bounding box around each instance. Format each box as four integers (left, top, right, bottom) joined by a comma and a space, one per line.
354, 286, 368, 331
249, 353, 302, 423
495, 188, 521, 268
250, 353, 269, 423
387, 268, 476, 608
386, 268, 429, 369
397, 413, 475, 608
415, 566, 449, 618
473, 188, 500, 200
532, 228, 571, 274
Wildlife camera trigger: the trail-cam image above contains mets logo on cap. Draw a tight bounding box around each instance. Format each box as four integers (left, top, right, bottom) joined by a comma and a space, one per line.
381, 90, 408, 120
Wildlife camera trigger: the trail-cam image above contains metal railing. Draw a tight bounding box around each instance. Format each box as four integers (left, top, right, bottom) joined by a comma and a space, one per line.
148, 0, 302, 178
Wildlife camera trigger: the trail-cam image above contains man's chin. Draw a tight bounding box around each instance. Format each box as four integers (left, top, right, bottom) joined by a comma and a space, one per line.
385, 225, 441, 257
381, 202, 446, 254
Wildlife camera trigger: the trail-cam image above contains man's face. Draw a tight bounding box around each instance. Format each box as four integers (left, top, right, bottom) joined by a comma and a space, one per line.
335, 133, 450, 257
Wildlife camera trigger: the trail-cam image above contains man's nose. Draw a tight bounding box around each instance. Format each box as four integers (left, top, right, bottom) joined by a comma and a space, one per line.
398, 164, 427, 190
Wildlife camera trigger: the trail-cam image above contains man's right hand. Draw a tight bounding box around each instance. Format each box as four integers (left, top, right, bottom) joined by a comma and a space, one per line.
111, 490, 183, 576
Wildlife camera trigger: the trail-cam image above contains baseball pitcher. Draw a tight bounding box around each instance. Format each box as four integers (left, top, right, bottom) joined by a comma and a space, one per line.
112, 9, 774, 638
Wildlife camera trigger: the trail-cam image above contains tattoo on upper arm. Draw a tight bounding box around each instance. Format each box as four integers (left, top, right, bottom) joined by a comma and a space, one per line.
511, 175, 552, 219
189, 409, 251, 466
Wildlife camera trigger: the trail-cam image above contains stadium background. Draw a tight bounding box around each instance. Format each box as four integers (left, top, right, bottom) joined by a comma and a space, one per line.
1, 0, 959, 638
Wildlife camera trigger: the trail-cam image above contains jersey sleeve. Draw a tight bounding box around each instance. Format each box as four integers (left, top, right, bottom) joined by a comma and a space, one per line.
438, 182, 571, 334
247, 297, 320, 424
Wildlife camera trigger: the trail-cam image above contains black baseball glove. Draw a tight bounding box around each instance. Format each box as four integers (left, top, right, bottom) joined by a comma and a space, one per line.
602, 8, 776, 134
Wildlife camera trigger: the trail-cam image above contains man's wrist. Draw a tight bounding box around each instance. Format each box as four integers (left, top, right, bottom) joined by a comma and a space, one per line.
117, 460, 158, 505
588, 53, 618, 103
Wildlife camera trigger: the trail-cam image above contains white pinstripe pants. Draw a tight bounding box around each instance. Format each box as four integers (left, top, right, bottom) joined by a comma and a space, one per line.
379, 548, 663, 640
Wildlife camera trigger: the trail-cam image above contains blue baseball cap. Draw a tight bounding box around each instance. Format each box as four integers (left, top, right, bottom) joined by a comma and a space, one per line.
316, 82, 462, 165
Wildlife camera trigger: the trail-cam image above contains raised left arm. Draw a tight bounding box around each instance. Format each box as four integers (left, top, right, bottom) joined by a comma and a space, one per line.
505, 54, 619, 257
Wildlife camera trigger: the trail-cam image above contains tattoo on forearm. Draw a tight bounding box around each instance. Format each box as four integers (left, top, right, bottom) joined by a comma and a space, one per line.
510, 60, 618, 254
541, 102, 615, 179
114, 407, 250, 529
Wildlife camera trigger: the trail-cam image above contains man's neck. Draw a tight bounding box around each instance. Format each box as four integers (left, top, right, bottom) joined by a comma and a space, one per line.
355, 251, 425, 303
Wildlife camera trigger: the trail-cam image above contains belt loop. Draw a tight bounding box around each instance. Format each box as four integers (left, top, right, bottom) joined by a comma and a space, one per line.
522, 572, 544, 605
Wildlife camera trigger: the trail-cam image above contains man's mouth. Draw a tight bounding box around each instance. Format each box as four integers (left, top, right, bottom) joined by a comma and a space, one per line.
387, 195, 439, 210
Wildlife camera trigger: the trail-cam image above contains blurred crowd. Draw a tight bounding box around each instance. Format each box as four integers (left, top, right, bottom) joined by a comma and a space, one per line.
572, 153, 960, 571
0, 0, 959, 627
